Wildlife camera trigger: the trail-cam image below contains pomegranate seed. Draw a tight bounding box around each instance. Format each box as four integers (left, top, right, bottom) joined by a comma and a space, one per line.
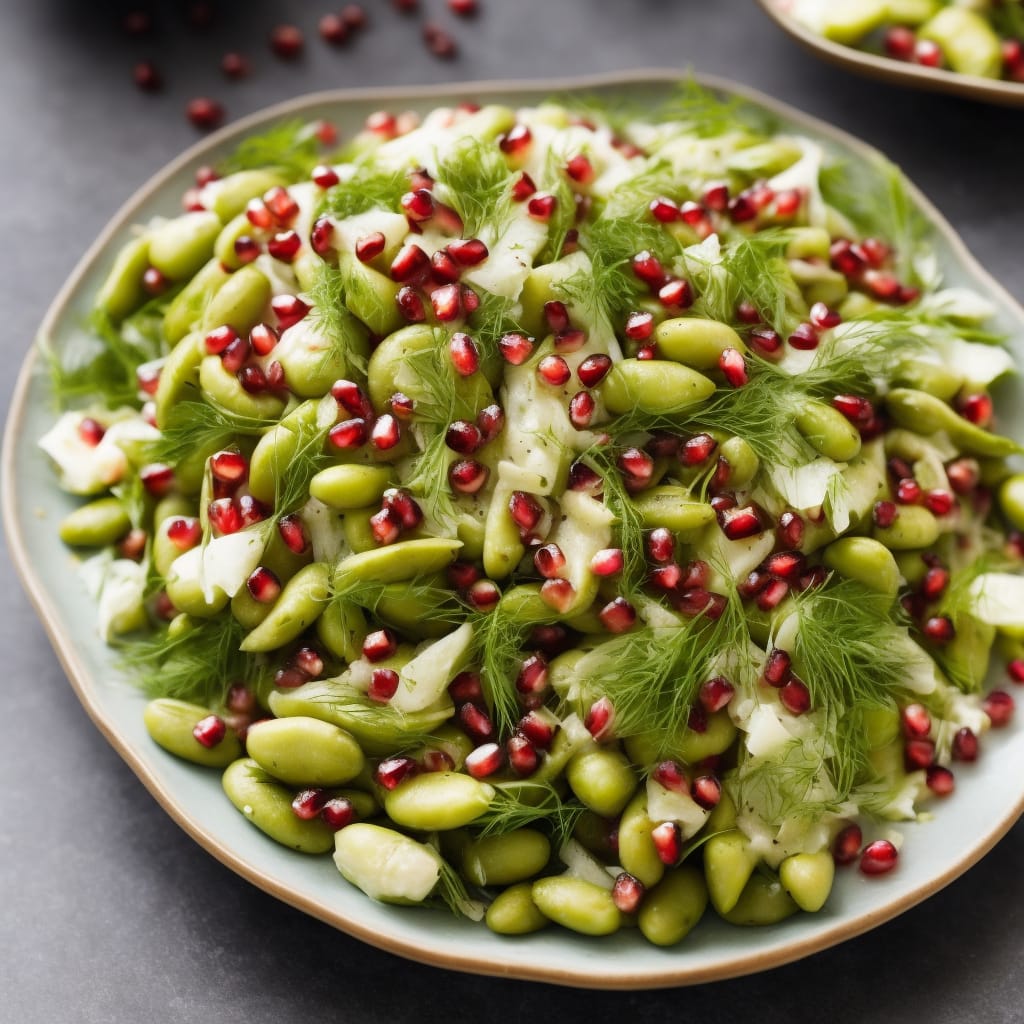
390, 244, 430, 285
533, 544, 566, 579
984, 690, 1015, 727
516, 654, 549, 696
140, 463, 174, 498
376, 756, 418, 790
293, 647, 323, 678
448, 0, 477, 14
133, 61, 162, 92
527, 194, 558, 222
611, 873, 645, 914
924, 489, 955, 516
636, 345, 656, 360
757, 579, 790, 611
774, 511, 803, 550
567, 392, 595, 429
718, 505, 763, 540
269, 23, 303, 58
517, 710, 555, 750
566, 154, 595, 185
703, 182, 729, 211
779, 678, 811, 715
185, 96, 224, 131
860, 840, 898, 876
354, 232, 387, 263
165, 517, 201, 552
671, 588, 715, 618
506, 733, 539, 776
217, 51, 248, 79
658, 278, 694, 309
364, 110, 397, 137
683, 562, 710, 590
567, 461, 602, 494
428, 250, 459, 285
465, 743, 503, 779
649, 564, 682, 591
381, 489, 422, 530
739, 569, 769, 600
618, 447, 654, 487
331, 379, 374, 420
599, 597, 636, 634
832, 394, 875, 427
765, 551, 806, 581
220, 336, 251, 375
925, 764, 955, 796
679, 200, 708, 226
584, 697, 615, 741
952, 727, 979, 762
679, 433, 718, 466
245, 199, 273, 230
498, 332, 535, 365
788, 322, 819, 351
901, 703, 932, 739
318, 12, 350, 44
369, 508, 401, 545
773, 189, 802, 217
448, 459, 489, 494
510, 172, 536, 202
449, 671, 483, 703
362, 629, 397, 663
444, 419, 482, 454
459, 703, 495, 743
368, 668, 400, 703
460, 285, 480, 313
748, 325, 783, 358
833, 824, 863, 865
710, 494, 736, 513
242, 566, 279, 604
946, 458, 980, 495
764, 648, 792, 687
277, 514, 309, 554
885, 25, 916, 60
321, 798, 355, 831
632, 250, 666, 289
498, 124, 532, 157
428, 283, 460, 322
193, 714, 226, 748
651, 761, 688, 795
692, 775, 722, 810
440, 241, 487, 272
328, 418, 368, 450
1008, 659, 1024, 684
809, 302, 842, 330
896, 478, 922, 505
615, 311, 653, 346
649, 196, 679, 222
914, 38, 943, 67
539, 578, 576, 613
465, 579, 500, 612
142, 266, 170, 296
959, 393, 994, 428
312, 165, 340, 189
922, 616, 955, 646
651, 821, 682, 865
476, 404, 505, 443
401, 188, 435, 223
390, 392, 415, 419
905, 738, 936, 770
718, 348, 748, 387
370, 414, 401, 450
872, 500, 899, 528
271, 295, 310, 329
645, 528, 674, 564
208, 497, 241, 535
578, 354, 613, 388
554, 328, 587, 355
921, 565, 950, 601
122, 11, 154, 35
245, 323, 277, 357
508, 491, 543, 531
585, 548, 622, 578
728, 194, 758, 222
699, 676, 734, 713
309, 217, 335, 257
264, 186, 299, 225
534, 355, 569, 387
76, 417, 106, 446
210, 449, 247, 484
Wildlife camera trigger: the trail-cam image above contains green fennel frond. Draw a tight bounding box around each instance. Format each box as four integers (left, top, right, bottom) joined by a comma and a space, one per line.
217, 119, 325, 181
148, 400, 275, 465
473, 784, 586, 847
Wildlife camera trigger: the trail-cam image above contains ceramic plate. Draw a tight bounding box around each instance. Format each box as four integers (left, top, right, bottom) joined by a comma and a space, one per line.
6, 70, 1024, 989
756, 0, 1024, 107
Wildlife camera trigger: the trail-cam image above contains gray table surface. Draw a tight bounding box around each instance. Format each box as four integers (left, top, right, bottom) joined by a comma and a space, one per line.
3, 2, 1024, 1021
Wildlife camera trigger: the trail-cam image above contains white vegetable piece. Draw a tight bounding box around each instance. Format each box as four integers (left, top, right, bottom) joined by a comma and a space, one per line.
392, 623, 474, 713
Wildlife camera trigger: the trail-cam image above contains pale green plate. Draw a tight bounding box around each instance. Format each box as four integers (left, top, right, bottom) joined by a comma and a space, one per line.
5, 71, 1024, 989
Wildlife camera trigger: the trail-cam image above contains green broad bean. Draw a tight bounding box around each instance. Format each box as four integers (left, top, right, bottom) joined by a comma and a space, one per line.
338, 252, 404, 338
230, 586, 271, 631
269, 678, 451, 757
778, 851, 835, 913
206, 169, 288, 221
341, 508, 378, 554
886, 0, 939, 24
222, 758, 335, 854
59, 497, 131, 547
918, 7, 1002, 77
333, 538, 463, 586
315, 599, 367, 663
166, 611, 199, 641
978, 457, 1012, 488
260, 523, 313, 582
719, 436, 759, 489
822, 537, 900, 599
637, 865, 709, 946
198, 356, 286, 420
149, 211, 222, 281
485, 883, 549, 935
788, 259, 848, 309
214, 213, 257, 271
334, 823, 443, 904
630, 487, 717, 535
617, 792, 664, 889
718, 871, 800, 926
566, 748, 638, 818
143, 698, 243, 768
499, 583, 559, 624
483, 481, 526, 581
153, 516, 200, 577
872, 504, 940, 551
247, 400, 320, 504
624, 709, 736, 766
795, 401, 862, 463
602, 359, 716, 416
333, 788, 379, 821
96, 234, 150, 322
165, 549, 229, 617
239, 562, 331, 652
459, 830, 552, 887
886, 388, 1022, 458
704, 831, 759, 915
372, 581, 462, 639
201, 265, 272, 335
785, 227, 832, 262
999, 474, 1024, 531
818, 0, 887, 43
153, 494, 195, 529
163, 259, 231, 343
276, 313, 370, 400
309, 465, 392, 510
893, 361, 963, 401
155, 332, 205, 428
653, 318, 747, 370
245, 716, 365, 787
572, 811, 619, 862
726, 139, 804, 177
531, 877, 622, 936
293, 251, 320, 293
383, 772, 495, 831
175, 442, 223, 497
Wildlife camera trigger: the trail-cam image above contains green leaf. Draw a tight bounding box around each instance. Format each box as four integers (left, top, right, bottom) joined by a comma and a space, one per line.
473, 783, 586, 847
434, 136, 517, 240
315, 165, 408, 221
216, 119, 324, 181
148, 399, 275, 465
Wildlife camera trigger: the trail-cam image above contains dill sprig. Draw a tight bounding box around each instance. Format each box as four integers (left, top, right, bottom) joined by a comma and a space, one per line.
272, 415, 331, 518
306, 264, 369, 377
117, 615, 255, 704
432, 858, 481, 919
315, 165, 408, 221
435, 137, 516, 240
216, 119, 325, 181
148, 400, 275, 465
472, 603, 533, 737
330, 574, 464, 629
473, 784, 586, 848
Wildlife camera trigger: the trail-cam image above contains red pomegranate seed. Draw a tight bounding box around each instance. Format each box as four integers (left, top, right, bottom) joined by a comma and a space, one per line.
952, 727, 979, 762
193, 714, 226, 748
465, 743, 503, 779
718, 505, 763, 540
309, 217, 335, 257
1007, 659, 1024, 684
779, 678, 811, 715
269, 23, 303, 58
833, 394, 875, 427
757, 578, 790, 611
370, 414, 401, 451
430, 283, 461, 322
884, 25, 916, 60
362, 629, 397, 663
901, 703, 932, 739
589, 548, 623, 577
924, 489, 955, 516
621, 312, 654, 346
533, 544, 566, 579
649, 196, 679, 222
710, 494, 735, 514
568, 392, 596, 429
946, 458, 980, 495
772, 512, 803, 550
584, 696, 615, 741
328, 418, 368, 450
427, 250, 459, 285
76, 416, 107, 446
516, 654, 549, 696
460, 284, 480, 313
658, 278, 694, 309
632, 250, 665, 288
498, 332, 534, 365
618, 448, 654, 488
833, 824, 863, 865
554, 328, 587, 354
921, 565, 949, 601
914, 38, 943, 67
699, 676, 734, 713
773, 189, 802, 216
527, 194, 558, 222
650, 760, 687, 795
508, 491, 543, 531
219, 336, 251, 374
678, 201, 707, 227
352, 233, 386, 265
679, 433, 718, 466
207, 497, 241, 535
718, 348, 748, 387
860, 840, 898, 876
401, 188, 435, 223
905, 738, 936, 770
448, 459, 489, 494
728, 193, 757, 222
442, 240, 487, 271
788, 322, 819, 351
925, 764, 955, 796
245, 566, 281, 604
809, 302, 842, 330
459, 703, 495, 743
896, 478, 922, 505
166, 517, 202, 551
611, 873, 645, 914
321, 797, 355, 830
923, 616, 955, 646
536, 355, 570, 387
219, 51, 250, 79
271, 295, 310, 329
599, 597, 636, 634
380, 489, 421, 531
649, 564, 682, 591
651, 821, 682, 865
764, 648, 792, 687
748, 325, 783, 358
292, 647, 323, 678
689, 774, 720, 809
444, 420, 482, 455
311, 163, 341, 189
376, 756, 418, 790
140, 463, 174, 498
959, 393, 993, 428
464, 579, 499, 612
984, 690, 1015, 727
264, 186, 299, 225
330, 379, 373, 420
186, 97, 224, 130
510, 172, 536, 202
739, 569, 769, 600
142, 266, 170, 296
644, 527, 673, 564
449, 671, 483, 704
577, 354, 613, 388
703, 181, 729, 211
567, 461, 602, 494
506, 733, 539, 777
566, 154, 595, 185
369, 508, 401, 545
872, 500, 899, 528
538, 578, 575, 614
368, 668, 400, 703
210, 449, 247, 484
390, 244, 430, 284
765, 551, 806, 581
318, 12, 350, 44
514, 710, 553, 750
498, 124, 532, 157
636, 345, 656, 360
245, 199, 273, 230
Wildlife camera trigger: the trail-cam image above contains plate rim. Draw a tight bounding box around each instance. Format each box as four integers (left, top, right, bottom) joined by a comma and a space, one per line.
5, 68, 1024, 989
754, 0, 1024, 107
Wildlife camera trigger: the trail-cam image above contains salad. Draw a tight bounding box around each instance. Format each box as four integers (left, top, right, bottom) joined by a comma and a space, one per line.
782, 0, 1024, 80
39, 82, 1024, 946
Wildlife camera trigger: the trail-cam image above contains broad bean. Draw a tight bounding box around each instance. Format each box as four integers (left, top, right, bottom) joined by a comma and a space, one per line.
531, 877, 622, 936
239, 562, 331, 652
637, 865, 708, 946
59, 497, 131, 547
384, 772, 495, 831
245, 716, 365, 787
143, 698, 242, 768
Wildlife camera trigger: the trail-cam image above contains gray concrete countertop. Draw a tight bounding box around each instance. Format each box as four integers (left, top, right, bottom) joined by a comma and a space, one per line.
2, 2, 1023, 1021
